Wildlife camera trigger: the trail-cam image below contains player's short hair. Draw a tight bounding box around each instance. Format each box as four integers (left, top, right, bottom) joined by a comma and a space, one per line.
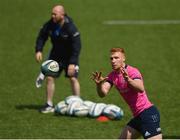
110, 48, 125, 54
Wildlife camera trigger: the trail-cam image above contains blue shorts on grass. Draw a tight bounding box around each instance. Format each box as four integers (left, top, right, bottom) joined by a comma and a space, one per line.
127, 106, 162, 139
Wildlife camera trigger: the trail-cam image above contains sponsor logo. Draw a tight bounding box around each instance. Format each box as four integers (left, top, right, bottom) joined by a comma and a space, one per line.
152, 114, 159, 122
73, 32, 80, 37
48, 62, 59, 72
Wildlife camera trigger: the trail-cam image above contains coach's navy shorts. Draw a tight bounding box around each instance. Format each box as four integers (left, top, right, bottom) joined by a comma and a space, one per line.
48, 53, 79, 78
127, 106, 162, 139
60, 63, 79, 78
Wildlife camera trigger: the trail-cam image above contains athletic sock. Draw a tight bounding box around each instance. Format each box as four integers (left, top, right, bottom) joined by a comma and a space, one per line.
39, 72, 45, 80
47, 101, 53, 107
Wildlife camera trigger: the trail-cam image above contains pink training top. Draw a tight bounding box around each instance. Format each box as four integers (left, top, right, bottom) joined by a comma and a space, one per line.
107, 65, 153, 117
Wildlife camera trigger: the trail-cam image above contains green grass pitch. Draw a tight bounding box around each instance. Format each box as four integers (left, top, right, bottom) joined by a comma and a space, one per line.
0, 0, 180, 138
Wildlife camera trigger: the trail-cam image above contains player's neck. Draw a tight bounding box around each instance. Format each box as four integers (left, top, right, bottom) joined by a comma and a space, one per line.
115, 63, 126, 73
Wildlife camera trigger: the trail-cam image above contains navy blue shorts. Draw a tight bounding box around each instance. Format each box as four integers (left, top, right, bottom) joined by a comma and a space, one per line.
48, 52, 79, 78
58, 63, 79, 78
127, 106, 162, 139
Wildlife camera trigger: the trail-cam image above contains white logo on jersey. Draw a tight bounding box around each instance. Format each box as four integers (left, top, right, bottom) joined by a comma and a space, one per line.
73, 32, 80, 37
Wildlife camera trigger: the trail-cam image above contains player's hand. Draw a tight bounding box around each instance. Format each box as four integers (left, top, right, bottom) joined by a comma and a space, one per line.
92, 71, 108, 84
35, 52, 43, 63
120, 66, 129, 81
68, 64, 75, 77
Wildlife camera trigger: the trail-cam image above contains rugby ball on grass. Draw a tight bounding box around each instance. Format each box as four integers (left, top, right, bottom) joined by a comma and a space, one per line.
89, 103, 107, 117
65, 95, 83, 105
83, 100, 95, 109
54, 101, 68, 115
102, 104, 124, 120
67, 101, 82, 116
41, 60, 59, 77
73, 105, 89, 117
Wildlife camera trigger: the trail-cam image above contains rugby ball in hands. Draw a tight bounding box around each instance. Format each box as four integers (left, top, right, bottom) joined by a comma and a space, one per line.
102, 104, 124, 120
41, 60, 59, 77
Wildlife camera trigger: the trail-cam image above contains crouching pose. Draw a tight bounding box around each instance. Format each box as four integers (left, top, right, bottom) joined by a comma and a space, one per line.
92, 48, 162, 139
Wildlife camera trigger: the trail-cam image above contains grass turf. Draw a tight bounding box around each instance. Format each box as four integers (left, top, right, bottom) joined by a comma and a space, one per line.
0, 0, 180, 138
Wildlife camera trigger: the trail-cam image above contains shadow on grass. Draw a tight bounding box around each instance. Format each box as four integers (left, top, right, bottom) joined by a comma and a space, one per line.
163, 135, 180, 139
15, 104, 42, 111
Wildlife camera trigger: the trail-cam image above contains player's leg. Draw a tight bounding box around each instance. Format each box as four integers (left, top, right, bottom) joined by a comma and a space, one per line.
69, 77, 80, 96
35, 50, 51, 88
39, 76, 55, 113
119, 115, 142, 139
39, 50, 61, 113
36, 72, 45, 88
65, 65, 80, 96
119, 125, 141, 139
46, 76, 55, 106
148, 133, 162, 139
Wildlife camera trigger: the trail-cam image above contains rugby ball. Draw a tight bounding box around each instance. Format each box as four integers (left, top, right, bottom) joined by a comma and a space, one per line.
89, 103, 107, 117
65, 95, 83, 105
67, 101, 82, 116
41, 60, 59, 77
83, 100, 95, 109
102, 104, 124, 120
73, 105, 89, 117
54, 101, 68, 115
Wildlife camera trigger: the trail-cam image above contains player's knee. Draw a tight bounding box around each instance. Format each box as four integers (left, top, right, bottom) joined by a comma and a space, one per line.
119, 126, 140, 139
46, 76, 55, 83
69, 76, 78, 82
147, 133, 162, 139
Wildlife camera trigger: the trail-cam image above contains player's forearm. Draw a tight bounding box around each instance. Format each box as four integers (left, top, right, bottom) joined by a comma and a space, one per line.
96, 83, 107, 98
126, 78, 145, 92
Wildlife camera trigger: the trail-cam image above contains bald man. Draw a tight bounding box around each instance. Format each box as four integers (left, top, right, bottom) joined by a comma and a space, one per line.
35, 5, 82, 113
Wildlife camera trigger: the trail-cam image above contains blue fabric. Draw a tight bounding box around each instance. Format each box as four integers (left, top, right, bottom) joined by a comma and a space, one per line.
127, 106, 162, 138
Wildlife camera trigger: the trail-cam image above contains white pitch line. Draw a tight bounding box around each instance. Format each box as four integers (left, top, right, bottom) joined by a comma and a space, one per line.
103, 20, 180, 25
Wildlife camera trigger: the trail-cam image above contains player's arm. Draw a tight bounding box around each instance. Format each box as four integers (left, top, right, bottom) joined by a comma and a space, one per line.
68, 23, 81, 65
92, 72, 112, 97
96, 81, 112, 97
126, 78, 145, 92
35, 20, 50, 62
120, 67, 145, 92
67, 23, 81, 76
35, 52, 43, 63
